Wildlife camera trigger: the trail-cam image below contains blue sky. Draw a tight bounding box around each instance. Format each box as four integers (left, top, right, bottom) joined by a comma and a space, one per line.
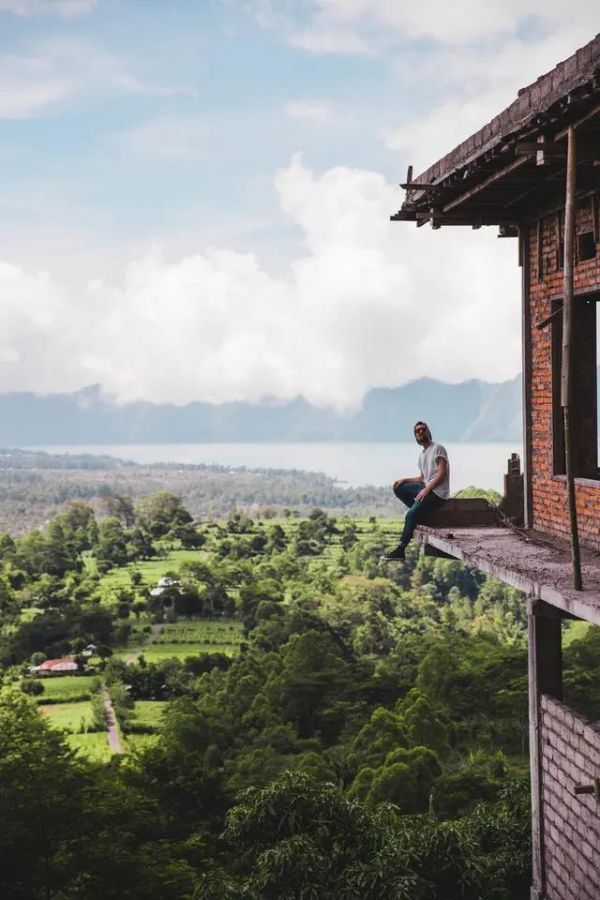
0, 0, 598, 407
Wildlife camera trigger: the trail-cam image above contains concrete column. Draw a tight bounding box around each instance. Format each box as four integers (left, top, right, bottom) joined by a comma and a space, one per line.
528, 599, 563, 900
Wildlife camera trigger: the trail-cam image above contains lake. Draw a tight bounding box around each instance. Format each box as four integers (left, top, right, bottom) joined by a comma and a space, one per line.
29, 441, 523, 495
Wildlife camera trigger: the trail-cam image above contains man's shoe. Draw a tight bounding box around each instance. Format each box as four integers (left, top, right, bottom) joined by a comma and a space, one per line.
381, 545, 405, 561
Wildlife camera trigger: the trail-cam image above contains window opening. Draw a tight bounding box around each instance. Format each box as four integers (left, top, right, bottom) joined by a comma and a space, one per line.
577, 231, 596, 262
551, 294, 599, 478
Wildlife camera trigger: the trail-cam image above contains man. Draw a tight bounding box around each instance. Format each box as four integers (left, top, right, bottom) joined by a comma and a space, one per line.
382, 421, 450, 561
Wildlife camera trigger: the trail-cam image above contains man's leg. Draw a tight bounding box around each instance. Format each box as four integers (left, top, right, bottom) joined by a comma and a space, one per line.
393, 481, 422, 508
383, 481, 427, 560
400, 491, 444, 548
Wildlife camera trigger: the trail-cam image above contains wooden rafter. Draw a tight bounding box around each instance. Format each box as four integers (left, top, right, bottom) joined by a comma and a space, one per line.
442, 156, 530, 213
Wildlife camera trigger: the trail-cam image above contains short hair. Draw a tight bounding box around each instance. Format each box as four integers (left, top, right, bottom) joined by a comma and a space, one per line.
414, 421, 432, 442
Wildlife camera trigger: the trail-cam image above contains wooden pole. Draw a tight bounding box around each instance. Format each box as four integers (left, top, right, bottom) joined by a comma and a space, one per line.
561, 125, 583, 591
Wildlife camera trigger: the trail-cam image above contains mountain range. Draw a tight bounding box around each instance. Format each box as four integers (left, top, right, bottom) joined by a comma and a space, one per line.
0, 377, 525, 444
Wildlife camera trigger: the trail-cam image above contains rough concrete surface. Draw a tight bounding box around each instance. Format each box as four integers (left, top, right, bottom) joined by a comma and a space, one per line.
417, 525, 600, 624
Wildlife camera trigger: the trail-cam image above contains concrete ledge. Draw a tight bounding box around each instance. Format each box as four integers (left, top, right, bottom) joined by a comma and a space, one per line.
421, 498, 497, 528
416, 525, 600, 626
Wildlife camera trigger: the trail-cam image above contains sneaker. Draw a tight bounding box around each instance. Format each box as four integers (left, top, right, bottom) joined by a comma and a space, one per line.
381, 545, 405, 561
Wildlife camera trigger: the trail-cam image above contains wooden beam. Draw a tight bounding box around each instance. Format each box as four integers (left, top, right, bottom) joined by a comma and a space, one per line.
430, 216, 515, 226
536, 305, 562, 330
555, 101, 600, 141
390, 210, 417, 221
561, 125, 583, 591
400, 181, 436, 190
521, 228, 533, 525
498, 224, 519, 237
515, 138, 567, 162
442, 156, 529, 212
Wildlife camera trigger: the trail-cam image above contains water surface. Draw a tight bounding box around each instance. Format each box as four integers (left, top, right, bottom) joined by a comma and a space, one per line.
29, 441, 522, 495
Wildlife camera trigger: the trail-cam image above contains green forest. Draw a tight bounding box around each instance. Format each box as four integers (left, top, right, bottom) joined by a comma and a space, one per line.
2, 491, 600, 899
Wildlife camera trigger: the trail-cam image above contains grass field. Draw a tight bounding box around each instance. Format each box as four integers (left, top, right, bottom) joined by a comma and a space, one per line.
125, 733, 160, 752
36, 674, 99, 703
130, 700, 168, 731
39, 701, 96, 733
67, 731, 113, 762
140, 618, 243, 662
95, 548, 205, 603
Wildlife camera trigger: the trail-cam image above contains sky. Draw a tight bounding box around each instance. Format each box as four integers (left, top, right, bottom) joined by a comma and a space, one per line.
0, 0, 598, 410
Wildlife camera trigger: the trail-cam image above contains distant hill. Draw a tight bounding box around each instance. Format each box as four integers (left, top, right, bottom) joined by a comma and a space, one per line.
0, 377, 526, 443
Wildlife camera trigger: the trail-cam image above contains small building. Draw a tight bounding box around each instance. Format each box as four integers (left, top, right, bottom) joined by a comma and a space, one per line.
394, 33, 600, 900
158, 576, 178, 588
32, 657, 78, 675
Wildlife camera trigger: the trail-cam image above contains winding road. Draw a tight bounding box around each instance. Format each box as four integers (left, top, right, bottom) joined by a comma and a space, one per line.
103, 623, 164, 754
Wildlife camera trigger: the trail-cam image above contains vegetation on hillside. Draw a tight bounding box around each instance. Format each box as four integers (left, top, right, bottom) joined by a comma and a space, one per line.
1, 490, 598, 898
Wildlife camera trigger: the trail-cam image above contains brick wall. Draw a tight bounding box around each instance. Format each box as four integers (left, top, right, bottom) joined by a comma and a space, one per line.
527, 199, 600, 550
540, 694, 600, 899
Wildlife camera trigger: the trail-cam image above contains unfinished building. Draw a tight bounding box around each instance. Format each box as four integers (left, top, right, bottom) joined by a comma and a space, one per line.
393, 34, 600, 900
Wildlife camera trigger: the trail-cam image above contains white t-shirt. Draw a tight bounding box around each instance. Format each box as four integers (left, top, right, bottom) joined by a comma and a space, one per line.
418, 442, 450, 499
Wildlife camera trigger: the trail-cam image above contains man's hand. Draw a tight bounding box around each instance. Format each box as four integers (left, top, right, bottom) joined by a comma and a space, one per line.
415, 487, 429, 502
393, 478, 404, 491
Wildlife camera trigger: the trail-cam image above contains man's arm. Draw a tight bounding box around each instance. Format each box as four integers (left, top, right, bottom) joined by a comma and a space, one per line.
415, 457, 448, 502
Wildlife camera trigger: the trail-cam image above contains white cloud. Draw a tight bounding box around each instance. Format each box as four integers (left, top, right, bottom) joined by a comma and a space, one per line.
385, 28, 594, 171
0, 0, 97, 17
112, 115, 212, 162
255, 0, 600, 49
0, 54, 73, 117
0, 38, 197, 118
289, 27, 373, 56
0, 156, 521, 410
284, 98, 333, 123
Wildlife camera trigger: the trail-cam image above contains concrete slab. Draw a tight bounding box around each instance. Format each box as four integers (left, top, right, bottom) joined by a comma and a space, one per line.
416, 525, 600, 625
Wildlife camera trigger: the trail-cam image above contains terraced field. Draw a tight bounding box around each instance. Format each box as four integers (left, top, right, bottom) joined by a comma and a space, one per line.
140, 619, 242, 662
39, 701, 95, 732
67, 731, 115, 762
37, 674, 99, 703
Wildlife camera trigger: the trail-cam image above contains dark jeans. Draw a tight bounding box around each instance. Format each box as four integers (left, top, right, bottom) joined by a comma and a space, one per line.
393, 481, 445, 546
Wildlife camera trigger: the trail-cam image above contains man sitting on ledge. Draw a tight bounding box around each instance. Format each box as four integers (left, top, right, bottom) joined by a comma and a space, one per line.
382, 421, 450, 561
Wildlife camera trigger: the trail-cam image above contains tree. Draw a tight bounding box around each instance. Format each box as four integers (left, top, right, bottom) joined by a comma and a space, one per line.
101, 493, 136, 526
95, 517, 128, 569
0, 688, 85, 899
136, 493, 192, 539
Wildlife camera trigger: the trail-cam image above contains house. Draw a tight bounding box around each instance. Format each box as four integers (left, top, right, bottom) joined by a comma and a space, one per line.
394, 34, 600, 900
150, 576, 180, 598
32, 657, 79, 675
158, 576, 178, 588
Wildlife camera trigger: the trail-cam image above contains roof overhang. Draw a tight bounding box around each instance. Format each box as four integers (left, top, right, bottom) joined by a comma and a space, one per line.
393, 35, 600, 230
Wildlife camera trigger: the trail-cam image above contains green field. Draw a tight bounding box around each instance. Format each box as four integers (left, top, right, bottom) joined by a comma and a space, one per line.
94, 548, 205, 602
130, 700, 168, 731
67, 731, 114, 762
35, 674, 99, 703
125, 732, 160, 752
39, 701, 96, 733
140, 618, 243, 662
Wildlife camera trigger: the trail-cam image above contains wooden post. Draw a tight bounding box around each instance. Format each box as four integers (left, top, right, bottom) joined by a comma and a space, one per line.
561, 126, 583, 591
521, 227, 533, 528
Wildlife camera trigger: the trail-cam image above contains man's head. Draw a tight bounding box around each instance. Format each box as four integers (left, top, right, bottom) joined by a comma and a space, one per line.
414, 421, 432, 446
